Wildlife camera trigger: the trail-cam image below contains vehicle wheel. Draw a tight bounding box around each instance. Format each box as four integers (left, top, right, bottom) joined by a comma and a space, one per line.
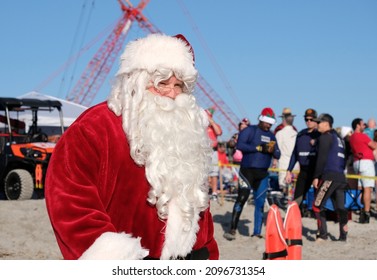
4, 169, 34, 200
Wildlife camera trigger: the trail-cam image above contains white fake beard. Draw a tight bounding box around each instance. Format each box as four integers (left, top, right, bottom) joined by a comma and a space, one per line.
128, 91, 212, 230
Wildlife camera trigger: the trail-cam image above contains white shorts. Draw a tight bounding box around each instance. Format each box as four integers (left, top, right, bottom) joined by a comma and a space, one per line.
209, 165, 219, 177
353, 159, 376, 188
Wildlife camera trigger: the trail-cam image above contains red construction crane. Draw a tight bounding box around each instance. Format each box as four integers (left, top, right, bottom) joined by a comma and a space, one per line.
66, 0, 239, 137
65, 0, 151, 105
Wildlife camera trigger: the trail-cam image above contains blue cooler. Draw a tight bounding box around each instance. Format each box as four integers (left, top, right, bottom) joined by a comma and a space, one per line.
303, 186, 315, 210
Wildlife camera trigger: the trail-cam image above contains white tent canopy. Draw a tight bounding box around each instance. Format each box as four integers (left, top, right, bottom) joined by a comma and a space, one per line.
18, 91, 88, 129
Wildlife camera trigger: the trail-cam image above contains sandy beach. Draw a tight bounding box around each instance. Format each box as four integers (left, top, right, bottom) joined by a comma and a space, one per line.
0, 196, 376, 260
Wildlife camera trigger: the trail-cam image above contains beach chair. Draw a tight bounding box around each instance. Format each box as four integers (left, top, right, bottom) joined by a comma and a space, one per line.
323, 185, 363, 211
344, 187, 363, 210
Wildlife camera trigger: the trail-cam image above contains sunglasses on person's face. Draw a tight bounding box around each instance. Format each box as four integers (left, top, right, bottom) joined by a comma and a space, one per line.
305, 118, 315, 122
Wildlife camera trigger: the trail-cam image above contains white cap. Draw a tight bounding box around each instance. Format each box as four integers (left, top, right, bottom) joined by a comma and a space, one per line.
340, 126, 352, 138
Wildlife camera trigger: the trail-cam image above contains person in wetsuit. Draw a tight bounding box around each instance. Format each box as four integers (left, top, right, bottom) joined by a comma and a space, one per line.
312, 113, 348, 242
223, 107, 281, 240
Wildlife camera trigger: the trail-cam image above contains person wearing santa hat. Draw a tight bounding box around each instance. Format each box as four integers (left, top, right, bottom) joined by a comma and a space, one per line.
45, 33, 219, 260
223, 107, 281, 240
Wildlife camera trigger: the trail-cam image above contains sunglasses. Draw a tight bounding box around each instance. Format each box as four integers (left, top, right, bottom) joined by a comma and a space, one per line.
305, 118, 315, 122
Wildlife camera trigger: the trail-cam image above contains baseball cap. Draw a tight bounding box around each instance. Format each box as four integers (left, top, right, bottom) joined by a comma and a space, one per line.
314, 113, 334, 126
304, 108, 317, 118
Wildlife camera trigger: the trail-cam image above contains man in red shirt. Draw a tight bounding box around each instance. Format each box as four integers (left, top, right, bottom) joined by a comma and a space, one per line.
349, 118, 377, 223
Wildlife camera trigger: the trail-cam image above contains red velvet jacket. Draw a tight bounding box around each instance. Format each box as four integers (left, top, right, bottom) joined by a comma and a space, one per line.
45, 102, 219, 260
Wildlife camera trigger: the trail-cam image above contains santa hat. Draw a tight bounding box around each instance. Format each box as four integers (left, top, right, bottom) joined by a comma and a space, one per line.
117, 33, 197, 78
258, 107, 276, 125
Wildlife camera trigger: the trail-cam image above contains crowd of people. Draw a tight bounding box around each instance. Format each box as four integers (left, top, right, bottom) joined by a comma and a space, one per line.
210, 107, 377, 243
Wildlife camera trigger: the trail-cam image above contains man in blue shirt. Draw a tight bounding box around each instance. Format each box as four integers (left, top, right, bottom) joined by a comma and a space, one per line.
224, 108, 281, 240
285, 108, 320, 213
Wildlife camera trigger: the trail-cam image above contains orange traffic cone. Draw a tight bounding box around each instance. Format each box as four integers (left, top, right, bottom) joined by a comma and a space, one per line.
263, 204, 287, 260
284, 201, 303, 260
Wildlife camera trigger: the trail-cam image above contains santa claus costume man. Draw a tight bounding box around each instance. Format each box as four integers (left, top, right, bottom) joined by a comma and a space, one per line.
45, 33, 219, 260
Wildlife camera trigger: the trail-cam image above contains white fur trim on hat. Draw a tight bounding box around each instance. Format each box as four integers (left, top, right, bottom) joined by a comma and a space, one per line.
259, 115, 276, 125
117, 33, 197, 78
79, 232, 149, 260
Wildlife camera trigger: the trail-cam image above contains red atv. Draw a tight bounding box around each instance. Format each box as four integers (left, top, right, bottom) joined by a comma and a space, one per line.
0, 97, 64, 200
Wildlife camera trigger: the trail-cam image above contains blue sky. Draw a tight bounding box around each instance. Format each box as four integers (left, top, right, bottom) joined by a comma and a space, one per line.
1, 0, 376, 140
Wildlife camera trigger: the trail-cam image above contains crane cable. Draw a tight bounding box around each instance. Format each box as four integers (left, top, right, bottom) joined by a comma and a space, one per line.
59, 0, 96, 99
65, 0, 96, 99
176, 0, 247, 119
34, 18, 117, 94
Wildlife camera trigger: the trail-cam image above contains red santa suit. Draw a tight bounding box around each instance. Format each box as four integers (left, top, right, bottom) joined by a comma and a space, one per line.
45, 102, 219, 260
45, 33, 219, 260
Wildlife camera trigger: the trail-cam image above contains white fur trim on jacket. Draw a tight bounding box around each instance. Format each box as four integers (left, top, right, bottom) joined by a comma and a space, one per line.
79, 232, 149, 260
117, 33, 197, 78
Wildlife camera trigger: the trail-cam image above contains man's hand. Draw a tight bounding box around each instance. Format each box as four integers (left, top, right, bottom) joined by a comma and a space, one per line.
257, 141, 276, 154
312, 178, 319, 189
285, 171, 292, 184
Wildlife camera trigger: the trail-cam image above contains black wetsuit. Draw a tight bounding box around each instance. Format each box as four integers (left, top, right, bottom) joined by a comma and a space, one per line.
313, 129, 348, 240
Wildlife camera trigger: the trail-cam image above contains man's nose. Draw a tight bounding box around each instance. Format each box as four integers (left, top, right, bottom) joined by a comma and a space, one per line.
162, 88, 179, 99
